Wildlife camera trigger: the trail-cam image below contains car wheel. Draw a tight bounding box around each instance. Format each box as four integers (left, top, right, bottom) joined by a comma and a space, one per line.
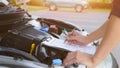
75, 5, 83, 12
49, 4, 57, 11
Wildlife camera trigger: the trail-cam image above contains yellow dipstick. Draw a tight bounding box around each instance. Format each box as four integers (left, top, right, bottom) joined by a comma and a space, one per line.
30, 43, 35, 55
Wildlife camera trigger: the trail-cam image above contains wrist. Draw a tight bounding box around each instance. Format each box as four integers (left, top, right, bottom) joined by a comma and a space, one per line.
85, 56, 98, 68
87, 57, 98, 68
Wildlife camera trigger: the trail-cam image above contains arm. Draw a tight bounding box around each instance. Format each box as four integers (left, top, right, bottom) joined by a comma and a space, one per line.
66, 20, 108, 45
63, 15, 120, 68
87, 20, 108, 43
92, 15, 120, 67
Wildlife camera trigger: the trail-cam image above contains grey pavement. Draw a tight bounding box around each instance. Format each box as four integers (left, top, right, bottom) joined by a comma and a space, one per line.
31, 10, 120, 67
31, 10, 108, 32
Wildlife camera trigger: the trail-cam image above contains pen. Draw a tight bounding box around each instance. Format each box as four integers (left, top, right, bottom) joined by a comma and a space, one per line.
63, 28, 75, 43
62, 29, 68, 43
63, 29, 68, 35
68, 28, 76, 36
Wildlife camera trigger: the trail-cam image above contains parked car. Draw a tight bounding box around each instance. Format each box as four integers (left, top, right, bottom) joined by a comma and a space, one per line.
44, 0, 89, 12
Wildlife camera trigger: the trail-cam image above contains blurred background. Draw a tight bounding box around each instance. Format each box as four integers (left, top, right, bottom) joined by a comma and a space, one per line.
23, 0, 112, 12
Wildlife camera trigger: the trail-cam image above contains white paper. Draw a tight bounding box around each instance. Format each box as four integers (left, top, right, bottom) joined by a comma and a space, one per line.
42, 37, 96, 55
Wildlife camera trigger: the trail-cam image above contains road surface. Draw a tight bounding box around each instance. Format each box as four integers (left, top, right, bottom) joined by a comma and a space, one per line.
31, 10, 109, 32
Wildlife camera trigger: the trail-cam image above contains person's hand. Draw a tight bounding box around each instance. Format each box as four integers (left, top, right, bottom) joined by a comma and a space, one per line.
63, 51, 96, 68
67, 30, 80, 37
66, 31, 90, 46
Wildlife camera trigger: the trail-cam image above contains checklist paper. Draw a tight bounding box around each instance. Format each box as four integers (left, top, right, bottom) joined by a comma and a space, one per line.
42, 37, 96, 55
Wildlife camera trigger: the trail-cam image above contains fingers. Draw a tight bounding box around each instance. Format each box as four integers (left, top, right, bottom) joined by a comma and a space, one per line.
66, 34, 88, 46
63, 51, 89, 66
66, 36, 77, 44
67, 30, 79, 37
63, 51, 80, 66
63, 51, 94, 68
63, 58, 76, 66
66, 36, 82, 45
67, 32, 74, 37
63, 52, 76, 66
72, 30, 79, 36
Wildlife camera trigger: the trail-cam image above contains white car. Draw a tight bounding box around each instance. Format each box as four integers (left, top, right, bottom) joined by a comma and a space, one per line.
44, 0, 89, 12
